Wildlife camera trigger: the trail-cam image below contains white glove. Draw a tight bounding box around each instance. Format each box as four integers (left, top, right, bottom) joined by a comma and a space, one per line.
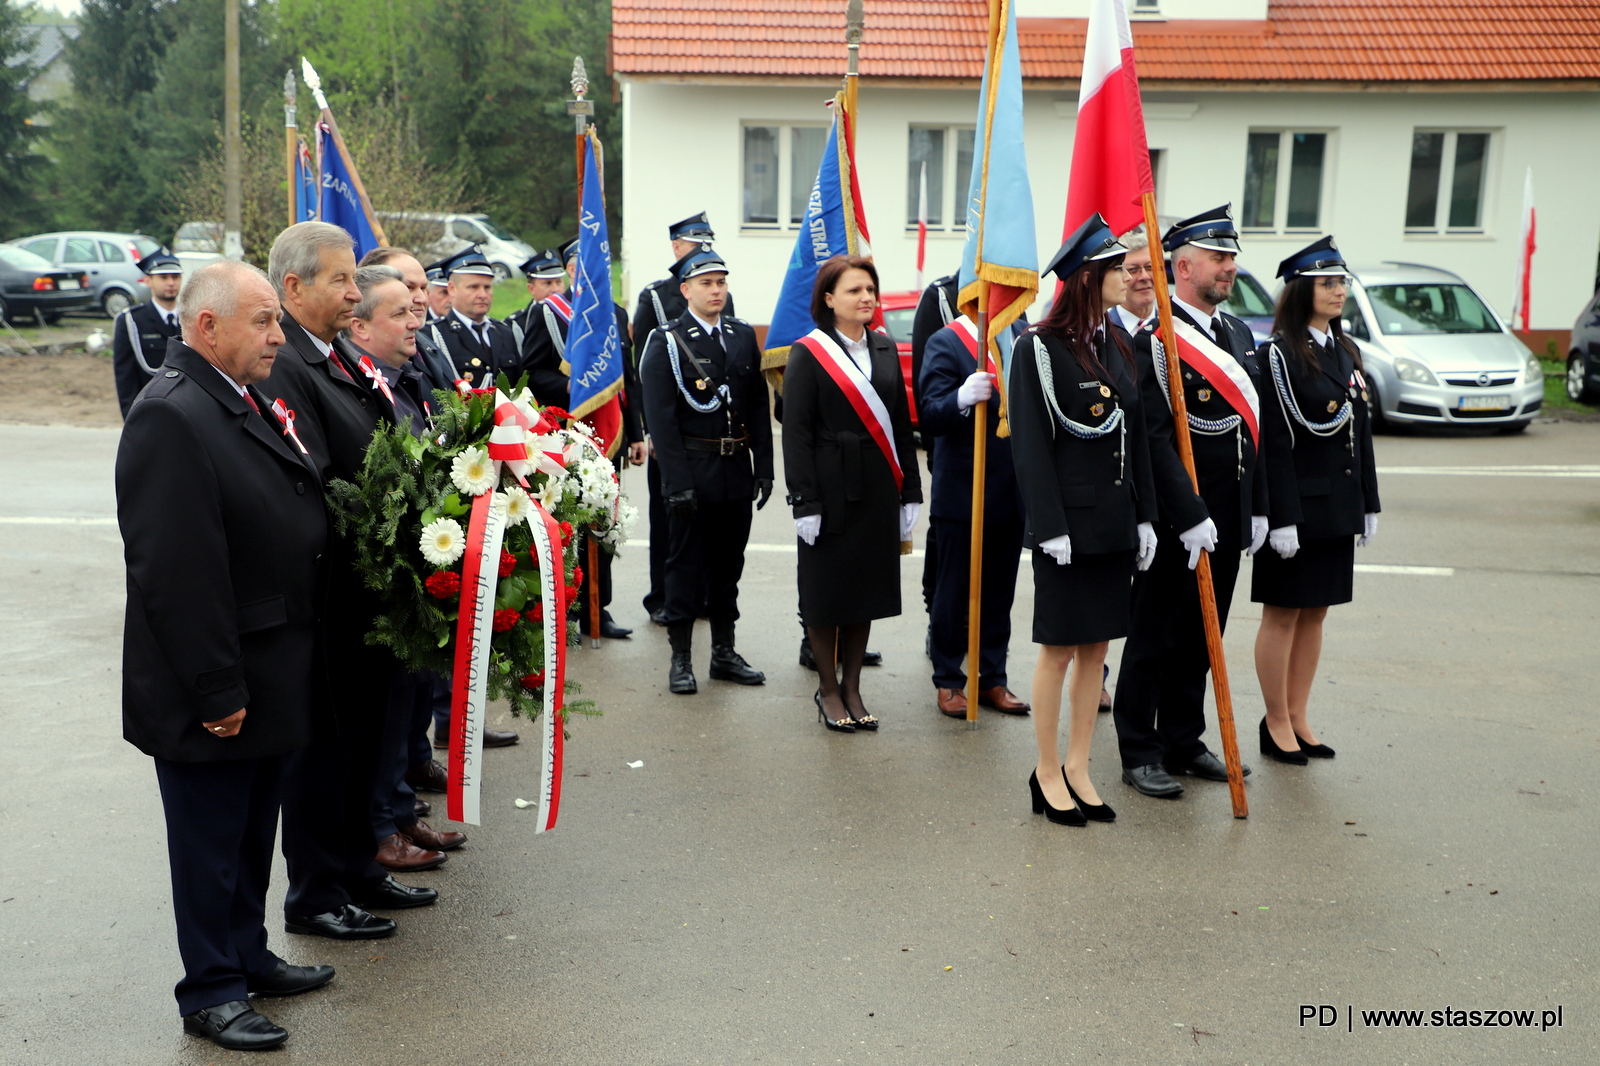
1178, 517, 1219, 570
1269, 524, 1300, 559
1248, 516, 1269, 556
899, 502, 920, 540
1136, 522, 1158, 571
1358, 512, 1378, 548
1039, 534, 1071, 566
956, 371, 995, 412
795, 514, 822, 546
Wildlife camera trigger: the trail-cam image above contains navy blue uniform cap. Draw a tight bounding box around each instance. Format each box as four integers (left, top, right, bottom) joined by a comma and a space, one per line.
668, 211, 715, 243
1044, 213, 1128, 281
1162, 205, 1241, 254
136, 251, 184, 276
520, 249, 564, 279
678, 247, 728, 280
1276, 235, 1348, 281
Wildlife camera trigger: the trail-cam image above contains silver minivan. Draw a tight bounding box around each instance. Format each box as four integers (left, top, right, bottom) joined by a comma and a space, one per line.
1339, 263, 1543, 432
378, 212, 536, 280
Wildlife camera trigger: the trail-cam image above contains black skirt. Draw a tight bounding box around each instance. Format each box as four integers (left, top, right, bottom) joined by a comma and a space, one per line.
1251, 534, 1355, 608
1031, 548, 1137, 646
798, 522, 903, 627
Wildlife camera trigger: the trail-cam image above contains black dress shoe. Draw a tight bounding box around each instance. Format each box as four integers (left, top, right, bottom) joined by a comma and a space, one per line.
1027, 769, 1086, 827
862, 649, 883, 667
669, 651, 697, 694
412, 797, 431, 817
1063, 772, 1115, 822
1167, 750, 1252, 781
1294, 731, 1336, 758
1122, 764, 1184, 798
709, 645, 765, 685
649, 607, 669, 626
182, 999, 288, 1050
798, 637, 817, 671
351, 875, 439, 910
1259, 718, 1308, 765
247, 960, 335, 997
600, 613, 632, 639
285, 903, 397, 940
407, 759, 448, 792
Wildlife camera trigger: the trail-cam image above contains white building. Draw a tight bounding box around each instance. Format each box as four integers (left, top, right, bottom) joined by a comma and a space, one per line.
613, 0, 1600, 334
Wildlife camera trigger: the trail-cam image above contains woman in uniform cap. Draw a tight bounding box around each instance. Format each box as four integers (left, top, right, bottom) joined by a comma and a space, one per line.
1252, 235, 1380, 764
1008, 213, 1159, 825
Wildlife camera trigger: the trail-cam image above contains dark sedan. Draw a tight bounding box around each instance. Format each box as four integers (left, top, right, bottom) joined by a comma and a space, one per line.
1566, 289, 1600, 403
0, 244, 95, 324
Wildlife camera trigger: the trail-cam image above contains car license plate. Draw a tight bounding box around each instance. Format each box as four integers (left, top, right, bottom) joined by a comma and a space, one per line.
57, 278, 80, 290
1458, 394, 1510, 411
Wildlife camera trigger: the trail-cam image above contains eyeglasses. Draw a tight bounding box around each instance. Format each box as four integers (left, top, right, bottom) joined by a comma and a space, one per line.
1124, 264, 1154, 277
1315, 276, 1350, 291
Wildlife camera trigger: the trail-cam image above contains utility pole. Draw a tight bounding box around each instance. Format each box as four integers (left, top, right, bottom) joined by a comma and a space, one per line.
223, 0, 243, 260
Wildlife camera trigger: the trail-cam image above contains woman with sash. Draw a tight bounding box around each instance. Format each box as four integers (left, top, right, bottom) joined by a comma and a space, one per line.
782, 256, 922, 732
1252, 236, 1380, 764
1007, 214, 1158, 825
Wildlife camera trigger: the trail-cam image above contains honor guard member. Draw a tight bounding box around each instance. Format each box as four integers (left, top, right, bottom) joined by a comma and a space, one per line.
425, 248, 521, 388
1112, 204, 1263, 800
424, 265, 452, 322
504, 249, 566, 345
637, 248, 772, 695
112, 251, 186, 417
905, 271, 960, 643
517, 240, 580, 407
633, 212, 736, 625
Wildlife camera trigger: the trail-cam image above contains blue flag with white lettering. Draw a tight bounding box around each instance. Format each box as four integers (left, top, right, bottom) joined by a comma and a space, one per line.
294, 138, 317, 223
763, 108, 852, 365
319, 126, 379, 260
566, 132, 624, 455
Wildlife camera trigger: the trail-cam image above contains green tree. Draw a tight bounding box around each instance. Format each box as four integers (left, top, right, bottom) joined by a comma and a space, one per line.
0, 0, 53, 236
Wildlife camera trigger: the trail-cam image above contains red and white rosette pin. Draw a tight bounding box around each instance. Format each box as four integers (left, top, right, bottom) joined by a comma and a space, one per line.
269, 398, 310, 454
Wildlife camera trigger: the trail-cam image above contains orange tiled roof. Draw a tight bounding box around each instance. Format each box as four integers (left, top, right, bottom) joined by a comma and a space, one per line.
612, 0, 1600, 83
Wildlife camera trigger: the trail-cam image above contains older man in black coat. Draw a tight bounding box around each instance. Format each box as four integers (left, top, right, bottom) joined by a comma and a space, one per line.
117, 259, 334, 1051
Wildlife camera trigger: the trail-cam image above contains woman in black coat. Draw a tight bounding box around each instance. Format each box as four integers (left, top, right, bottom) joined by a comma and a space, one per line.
1252, 236, 1380, 764
1008, 214, 1158, 825
783, 255, 922, 731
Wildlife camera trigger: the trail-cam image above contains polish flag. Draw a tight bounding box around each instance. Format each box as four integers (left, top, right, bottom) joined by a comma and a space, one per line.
915, 160, 928, 291
1510, 167, 1535, 331
1063, 0, 1153, 241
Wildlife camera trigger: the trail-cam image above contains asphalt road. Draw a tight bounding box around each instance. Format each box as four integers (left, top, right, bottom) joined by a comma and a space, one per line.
1, 419, 1596, 1065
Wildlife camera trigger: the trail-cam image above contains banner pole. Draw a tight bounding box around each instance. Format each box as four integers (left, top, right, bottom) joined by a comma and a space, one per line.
1142, 190, 1246, 818
965, 282, 989, 729
283, 70, 297, 229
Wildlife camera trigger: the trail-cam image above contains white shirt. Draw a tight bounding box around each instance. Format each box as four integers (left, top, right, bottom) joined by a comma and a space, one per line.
304, 330, 333, 359
688, 309, 723, 341
452, 308, 492, 340
210, 363, 248, 398
1308, 324, 1331, 348
838, 329, 872, 376
152, 301, 178, 330
1171, 295, 1221, 339
1113, 305, 1151, 335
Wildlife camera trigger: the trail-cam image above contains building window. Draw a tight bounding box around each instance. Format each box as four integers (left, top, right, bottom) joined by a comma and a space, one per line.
1241, 130, 1329, 233
1405, 130, 1491, 233
906, 126, 975, 230
742, 122, 830, 230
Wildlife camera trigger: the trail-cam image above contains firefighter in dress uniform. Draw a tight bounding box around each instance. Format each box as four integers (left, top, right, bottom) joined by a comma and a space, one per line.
503, 249, 566, 350
423, 248, 521, 388
111, 251, 186, 417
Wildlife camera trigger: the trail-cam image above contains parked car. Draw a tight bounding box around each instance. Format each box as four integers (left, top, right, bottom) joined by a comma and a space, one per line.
172, 221, 225, 275
1564, 290, 1600, 403
12, 231, 164, 315
0, 244, 96, 324
1223, 266, 1276, 344
879, 289, 921, 427
1338, 263, 1542, 432
377, 212, 536, 280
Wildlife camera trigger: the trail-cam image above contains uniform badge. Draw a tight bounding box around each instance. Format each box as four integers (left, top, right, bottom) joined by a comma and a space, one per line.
1326, 400, 1338, 413
1099, 385, 1111, 398
1197, 388, 1212, 402
696, 378, 709, 390
471, 358, 482, 367
1090, 403, 1105, 417
1362, 390, 1370, 401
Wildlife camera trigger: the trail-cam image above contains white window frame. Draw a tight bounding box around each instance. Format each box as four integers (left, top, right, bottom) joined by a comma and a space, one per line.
1240, 128, 1337, 235
740, 121, 832, 233
1403, 128, 1497, 237
905, 124, 975, 234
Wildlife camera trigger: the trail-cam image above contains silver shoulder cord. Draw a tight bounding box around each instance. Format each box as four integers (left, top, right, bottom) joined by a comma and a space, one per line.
1033, 334, 1126, 483
1151, 335, 1243, 435
649, 288, 668, 332
665, 331, 729, 413
1268, 340, 1351, 448
509, 317, 525, 352
122, 311, 160, 377
936, 286, 954, 327
542, 303, 566, 357
428, 323, 449, 364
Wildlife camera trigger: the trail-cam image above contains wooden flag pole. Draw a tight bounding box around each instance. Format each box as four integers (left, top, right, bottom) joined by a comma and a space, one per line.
300, 59, 389, 248
964, 283, 989, 728
569, 58, 604, 649
283, 70, 298, 229
1141, 191, 1247, 818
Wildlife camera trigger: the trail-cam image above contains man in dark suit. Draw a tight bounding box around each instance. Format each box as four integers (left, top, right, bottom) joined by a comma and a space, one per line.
423, 248, 522, 388
637, 249, 772, 694
257, 222, 438, 940
358, 246, 460, 396
1114, 206, 1262, 799
117, 259, 334, 1051
918, 314, 1031, 719
111, 251, 185, 416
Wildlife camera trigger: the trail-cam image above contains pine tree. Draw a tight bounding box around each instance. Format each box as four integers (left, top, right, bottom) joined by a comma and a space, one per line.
0, 0, 51, 237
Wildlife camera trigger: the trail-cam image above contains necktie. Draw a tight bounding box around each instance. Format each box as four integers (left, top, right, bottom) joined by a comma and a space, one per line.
165, 314, 176, 330
475, 323, 489, 351
242, 388, 261, 413
1210, 316, 1232, 356
709, 325, 726, 352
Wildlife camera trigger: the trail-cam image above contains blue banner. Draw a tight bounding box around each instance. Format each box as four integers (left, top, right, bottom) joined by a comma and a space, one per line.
319, 127, 379, 261
293, 139, 317, 223
566, 134, 624, 444
764, 110, 851, 359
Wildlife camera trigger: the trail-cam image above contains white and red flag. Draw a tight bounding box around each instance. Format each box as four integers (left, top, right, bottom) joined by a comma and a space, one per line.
1063, 0, 1153, 241
915, 160, 928, 291
1510, 167, 1535, 331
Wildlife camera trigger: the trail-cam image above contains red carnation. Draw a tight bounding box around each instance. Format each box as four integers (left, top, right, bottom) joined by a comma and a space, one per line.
498, 549, 517, 577
563, 584, 580, 607
424, 571, 461, 599
492, 608, 520, 632
519, 670, 546, 691
542, 406, 572, 422
559, 521, 574, 546
527, 549, 541, 569
571, 565, 584, 589
524, 608, 542, 624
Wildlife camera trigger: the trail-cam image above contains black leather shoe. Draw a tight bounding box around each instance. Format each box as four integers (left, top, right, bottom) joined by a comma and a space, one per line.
1259, 718, 1308, 765
600, 613, 632, 639
649, 607, 669, 626
709, 645, 765, 685
863, 649, 883, 667
798, 638, 817, 671
1167, 750, 1251, 781
669, 651, 697, 694
1121, 763, 1184, 798
412, 797, 431, 817
351, 875, 438, 910
182, 1000, 288, 1050
247, 960, 335, 997
285, 903, 397, 940
483, 728, 519, 748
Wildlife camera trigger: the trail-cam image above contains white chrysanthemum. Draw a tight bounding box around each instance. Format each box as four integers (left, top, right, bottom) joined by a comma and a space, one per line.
450, 446, 497, 495
420, 518, 466, 567
534, 475, 564, 510
501, 486, 533, 524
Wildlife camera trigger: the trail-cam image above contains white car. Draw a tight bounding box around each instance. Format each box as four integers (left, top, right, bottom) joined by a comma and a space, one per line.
377, 212, 536, 280
1339, 263, 1543, 432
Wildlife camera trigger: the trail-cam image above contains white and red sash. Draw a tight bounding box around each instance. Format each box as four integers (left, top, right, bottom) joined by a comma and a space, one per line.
796, 328, 904, 493
446, 491, 508, 826
526, 502, 567, 833
942, 315, 998, 377
543, 293, 573, 324
1157, 319, 1260, 447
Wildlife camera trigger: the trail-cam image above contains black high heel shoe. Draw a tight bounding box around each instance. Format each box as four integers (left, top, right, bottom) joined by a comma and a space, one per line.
1293, 731, 1336, 759
845, 702, 879, 730
1063, 772, 1115, 822
815, 690, 856, 733
1260, 717, 1308, 765
1028, 770, 1087, 827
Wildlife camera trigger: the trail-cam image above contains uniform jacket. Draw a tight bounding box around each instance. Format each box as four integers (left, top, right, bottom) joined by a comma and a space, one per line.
638, 313, 773, 503
520, 301, 644, 445
412, 325, 458, 396
1135, 303, 1268, 537
909, 274, 959, 419
781, 329, 922, 534
116, 344, 327, 762
918, 319, 1023, 525
1007, 323, 1157, 554
1256, 331, 1380, 539
112, 301, 182, 417
429, 311, 522, 390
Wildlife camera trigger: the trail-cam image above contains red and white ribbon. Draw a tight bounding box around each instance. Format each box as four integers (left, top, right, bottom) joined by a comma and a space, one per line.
356, 354, 397, 406
796, 328, 904, 493
269, 398, 309, 454
446, 491, 509, 825
526, 500, 567, 833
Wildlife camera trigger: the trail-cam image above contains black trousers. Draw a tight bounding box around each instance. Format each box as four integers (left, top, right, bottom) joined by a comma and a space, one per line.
424, 672, 451, 761
153, 753, 288, 1016
373, 668, 433, 841
1112, 504, 1243, 769
921, 438, 939, 612
642, 456, 668, 613
929, 515, 1024, 691
663, 498, 751, 626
